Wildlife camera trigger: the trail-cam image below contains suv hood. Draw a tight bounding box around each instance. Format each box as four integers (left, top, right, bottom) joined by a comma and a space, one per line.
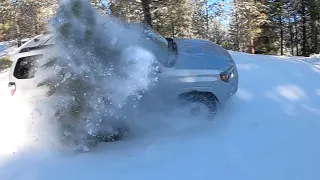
173, 39, 234, 71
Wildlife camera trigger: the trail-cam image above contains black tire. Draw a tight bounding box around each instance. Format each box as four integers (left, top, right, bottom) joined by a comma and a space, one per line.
179, 92, 217, 120
90, 127, 128, 142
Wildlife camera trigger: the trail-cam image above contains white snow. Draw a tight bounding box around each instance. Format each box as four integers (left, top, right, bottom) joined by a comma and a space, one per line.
316, 89, 320, 97
0, 51, 320, 180
0, 42, 15, 58
0, 39, 29, 59
0, 72, 31, 155
308, 54, 320, 69
275, 84, 308, 101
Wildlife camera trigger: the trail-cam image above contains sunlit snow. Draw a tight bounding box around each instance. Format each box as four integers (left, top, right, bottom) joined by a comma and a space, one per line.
0, 51, 320, 180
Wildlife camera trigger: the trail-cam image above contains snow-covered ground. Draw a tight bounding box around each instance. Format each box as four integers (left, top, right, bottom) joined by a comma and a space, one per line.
305, 54, 320, 70
0, 42, 17, 59
0, 52, 320, 180
0, 38, 31, 59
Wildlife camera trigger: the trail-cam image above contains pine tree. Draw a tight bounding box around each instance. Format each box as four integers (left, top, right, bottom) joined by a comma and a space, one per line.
190, 0, 227, 42
208, 20, 228, 45
229, 0, 268, 53
0, 0, 58, 43
228, 0, 240, 51
104, 0, 227, 40
35, 0, 158, 151
108, 0, 143, 22
191, 0, 207, 39
308, 0, 320, 54
257, 0, 320, 56
152, 0, 193, 38
0, 0, 14, 41
256, 0, 286, 55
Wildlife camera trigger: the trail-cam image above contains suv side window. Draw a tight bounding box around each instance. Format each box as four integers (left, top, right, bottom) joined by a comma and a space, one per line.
13, 54, 43, 79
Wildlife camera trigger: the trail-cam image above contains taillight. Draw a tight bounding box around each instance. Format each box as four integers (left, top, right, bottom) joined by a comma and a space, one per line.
8, 82, 16, 96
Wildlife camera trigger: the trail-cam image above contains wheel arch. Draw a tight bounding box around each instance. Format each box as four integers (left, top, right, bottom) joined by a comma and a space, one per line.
177, 90, 220, 104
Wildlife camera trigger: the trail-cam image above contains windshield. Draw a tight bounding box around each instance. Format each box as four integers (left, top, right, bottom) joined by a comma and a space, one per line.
144, 28, 168, 51
141, 27, 172, 67
142, 27, 177, 67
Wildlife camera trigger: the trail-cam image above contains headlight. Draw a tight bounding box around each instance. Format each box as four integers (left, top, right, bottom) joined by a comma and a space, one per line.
220, 66, 234, 83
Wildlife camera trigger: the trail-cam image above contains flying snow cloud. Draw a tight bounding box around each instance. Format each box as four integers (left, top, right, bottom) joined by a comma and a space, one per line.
26, 0, 159, 152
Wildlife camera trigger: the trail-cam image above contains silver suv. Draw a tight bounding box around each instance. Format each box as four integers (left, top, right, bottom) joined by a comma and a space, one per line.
8, 27, 238, 120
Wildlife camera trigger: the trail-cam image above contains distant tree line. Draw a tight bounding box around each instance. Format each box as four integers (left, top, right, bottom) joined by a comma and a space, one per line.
98, 0, 228, 46
229, 0, 320, 56
0, 0, 58, 46
1, 0, 319, 56
0, 0, 228, 48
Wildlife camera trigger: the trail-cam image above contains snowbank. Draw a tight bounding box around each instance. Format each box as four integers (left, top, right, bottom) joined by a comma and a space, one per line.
307, 54, 320, 69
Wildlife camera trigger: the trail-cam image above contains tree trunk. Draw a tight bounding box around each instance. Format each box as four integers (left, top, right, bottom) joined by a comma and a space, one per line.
301, 0, 307, 56
15, 4, 21, 47
234, 0, 239, 51
316, 20, 320, 54
279, 15, 283, 55
170, 14, 175, 38
309, 0, 319, 54
289, 17, 294, 55
141, 0, 152, 28
34, 8, 40, 35
205, 0, 209, 39
250, 36, 255, 54
294, 15, 299, 56
311, 19, 318, 54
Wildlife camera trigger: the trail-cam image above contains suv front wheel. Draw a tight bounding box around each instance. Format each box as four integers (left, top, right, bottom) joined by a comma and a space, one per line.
178, 92, 217, 121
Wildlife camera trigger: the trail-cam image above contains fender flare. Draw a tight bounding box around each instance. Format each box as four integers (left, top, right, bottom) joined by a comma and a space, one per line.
173, 87, 220, 103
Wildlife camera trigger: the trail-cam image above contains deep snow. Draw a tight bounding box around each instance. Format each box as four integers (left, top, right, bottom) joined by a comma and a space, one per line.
0, 52, 320, 180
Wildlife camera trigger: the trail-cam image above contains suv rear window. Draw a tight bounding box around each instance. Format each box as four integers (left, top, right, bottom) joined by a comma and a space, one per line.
13, 54, 43, 79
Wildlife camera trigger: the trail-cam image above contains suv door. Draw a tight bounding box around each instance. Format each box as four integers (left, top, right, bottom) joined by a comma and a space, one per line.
8, 50, 46, 99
